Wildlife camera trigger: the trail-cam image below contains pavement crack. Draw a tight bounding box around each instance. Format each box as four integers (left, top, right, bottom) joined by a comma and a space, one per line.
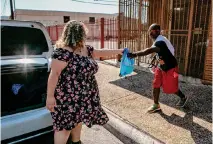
104, 93, 134, 105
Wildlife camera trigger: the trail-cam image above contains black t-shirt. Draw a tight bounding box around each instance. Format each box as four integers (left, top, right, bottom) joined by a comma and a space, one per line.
154, 41, 178, 71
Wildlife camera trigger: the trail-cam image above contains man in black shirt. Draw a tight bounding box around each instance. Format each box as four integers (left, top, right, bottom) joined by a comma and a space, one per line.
128, 24, 188, 113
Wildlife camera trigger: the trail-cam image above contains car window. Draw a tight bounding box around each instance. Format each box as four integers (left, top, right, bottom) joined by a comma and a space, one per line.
1, 26, 49, 56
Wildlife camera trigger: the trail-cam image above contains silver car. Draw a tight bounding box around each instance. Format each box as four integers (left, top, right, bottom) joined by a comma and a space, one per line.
1, 20, 53, 143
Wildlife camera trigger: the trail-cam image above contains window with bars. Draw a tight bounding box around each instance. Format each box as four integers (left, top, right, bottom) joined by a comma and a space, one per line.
63, 16, 70, 23
89, 17, 95, 24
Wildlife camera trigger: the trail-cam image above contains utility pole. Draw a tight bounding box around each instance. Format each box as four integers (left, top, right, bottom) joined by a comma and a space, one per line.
13, 0, 16, 19
10, 0, 14, 20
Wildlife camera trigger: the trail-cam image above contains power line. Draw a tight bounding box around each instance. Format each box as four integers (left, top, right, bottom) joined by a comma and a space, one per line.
94, 0, 118, 3
73, 0, 117, 5
72, 0, 118, 6
13, 0, 16, 19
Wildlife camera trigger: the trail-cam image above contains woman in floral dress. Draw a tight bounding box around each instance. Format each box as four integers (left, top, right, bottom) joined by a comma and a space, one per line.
46, 20, 123, 144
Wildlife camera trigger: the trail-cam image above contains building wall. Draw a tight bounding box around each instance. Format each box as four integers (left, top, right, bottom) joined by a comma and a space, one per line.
203, 11, 212, 84
15, 9, 118, 26
1, 16, 10, 20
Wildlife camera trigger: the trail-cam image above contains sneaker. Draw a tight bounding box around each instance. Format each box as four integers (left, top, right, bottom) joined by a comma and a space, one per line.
176, 96, 189, 107
147, 104, 161, 113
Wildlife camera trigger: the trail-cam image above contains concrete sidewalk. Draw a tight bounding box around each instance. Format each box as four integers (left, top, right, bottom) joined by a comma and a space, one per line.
96, 62, 212, 144
81, 125, 124, 144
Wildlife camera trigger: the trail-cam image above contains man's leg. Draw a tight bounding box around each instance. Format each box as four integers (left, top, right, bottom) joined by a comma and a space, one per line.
153, 88, 160, 104
162, 67, 188, 107
175, 89, 185, 99
147, 88, 161, 113
147, 68, 162, 113
172, 67, 188, 107
175, 89, 188, 107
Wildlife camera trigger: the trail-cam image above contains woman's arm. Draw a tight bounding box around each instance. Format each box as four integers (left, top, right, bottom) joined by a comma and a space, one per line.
92, 48, 123, 59
47, 59, 67, 98
46, 59, 67, 112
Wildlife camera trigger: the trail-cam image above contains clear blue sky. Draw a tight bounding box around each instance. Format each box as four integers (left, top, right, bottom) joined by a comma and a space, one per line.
1, 0, 118, 16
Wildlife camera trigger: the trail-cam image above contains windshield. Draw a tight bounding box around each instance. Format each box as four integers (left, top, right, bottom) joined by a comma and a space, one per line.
1, 26, 49, 56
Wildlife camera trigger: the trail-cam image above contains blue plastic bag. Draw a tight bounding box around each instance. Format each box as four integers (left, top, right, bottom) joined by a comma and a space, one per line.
119, 48, 135, 77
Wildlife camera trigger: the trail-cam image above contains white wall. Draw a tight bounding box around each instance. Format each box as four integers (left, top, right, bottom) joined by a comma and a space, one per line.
15, 9, 118, 26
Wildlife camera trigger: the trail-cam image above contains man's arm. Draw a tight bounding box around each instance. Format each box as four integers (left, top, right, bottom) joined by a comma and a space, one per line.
128, 46, 160, 58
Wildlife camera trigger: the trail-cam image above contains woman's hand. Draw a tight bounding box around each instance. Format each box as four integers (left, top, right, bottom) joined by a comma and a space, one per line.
46, 96, 56, 112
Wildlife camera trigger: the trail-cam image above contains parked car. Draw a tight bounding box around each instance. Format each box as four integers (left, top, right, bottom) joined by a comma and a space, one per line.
1, 20, 53, 143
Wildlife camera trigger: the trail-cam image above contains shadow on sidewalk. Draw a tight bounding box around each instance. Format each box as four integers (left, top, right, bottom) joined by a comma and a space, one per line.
158, 111, 212, 144
109, 70, 212, 123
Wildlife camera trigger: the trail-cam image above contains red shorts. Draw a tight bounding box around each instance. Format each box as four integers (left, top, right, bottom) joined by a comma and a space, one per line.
153, 67, 179, 94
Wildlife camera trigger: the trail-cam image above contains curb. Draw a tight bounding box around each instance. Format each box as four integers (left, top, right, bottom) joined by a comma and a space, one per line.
103, 106, 164, 144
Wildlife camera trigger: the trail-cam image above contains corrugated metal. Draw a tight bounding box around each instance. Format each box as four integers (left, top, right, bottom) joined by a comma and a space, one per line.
203, 11, 212, 83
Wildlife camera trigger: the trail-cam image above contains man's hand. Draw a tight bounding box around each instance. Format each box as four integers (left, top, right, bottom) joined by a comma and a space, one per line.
127, 52, 137, 59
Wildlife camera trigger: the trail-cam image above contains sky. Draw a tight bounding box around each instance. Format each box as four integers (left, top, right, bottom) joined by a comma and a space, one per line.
1, 0, 119, 16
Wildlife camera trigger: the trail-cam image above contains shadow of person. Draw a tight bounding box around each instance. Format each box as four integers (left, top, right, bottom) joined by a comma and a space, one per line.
109, 72, 212, 123
158, 111, 212, 144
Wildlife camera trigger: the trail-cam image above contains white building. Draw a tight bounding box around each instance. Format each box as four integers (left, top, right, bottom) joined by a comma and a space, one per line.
1, 16, 10, 20
14, 9, 118, 26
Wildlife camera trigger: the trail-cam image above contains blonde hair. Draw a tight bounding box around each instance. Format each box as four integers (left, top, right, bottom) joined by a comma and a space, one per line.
56, 20, 88, 51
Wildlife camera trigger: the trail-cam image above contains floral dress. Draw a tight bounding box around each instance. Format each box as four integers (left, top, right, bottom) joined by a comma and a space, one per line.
50, 45, 109, 131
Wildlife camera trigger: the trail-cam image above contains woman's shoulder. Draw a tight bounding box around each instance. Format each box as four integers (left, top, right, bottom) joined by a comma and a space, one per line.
54, 47, 73, 53
52, 47, 73, 62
